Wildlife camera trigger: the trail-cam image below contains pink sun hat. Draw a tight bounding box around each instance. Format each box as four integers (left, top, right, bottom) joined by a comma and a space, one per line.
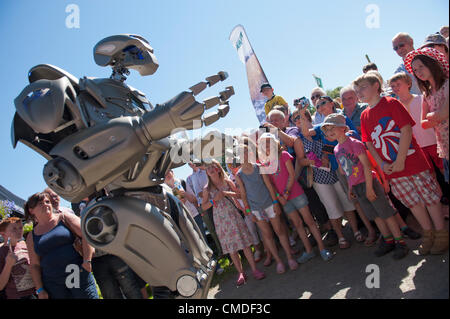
404, 47, 449, 77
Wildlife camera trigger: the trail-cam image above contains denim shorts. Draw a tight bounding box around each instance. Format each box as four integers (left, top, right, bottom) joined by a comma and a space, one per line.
283, 193, 309, 214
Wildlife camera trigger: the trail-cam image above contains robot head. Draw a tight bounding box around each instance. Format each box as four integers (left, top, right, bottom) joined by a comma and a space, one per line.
94, 34, 159, 76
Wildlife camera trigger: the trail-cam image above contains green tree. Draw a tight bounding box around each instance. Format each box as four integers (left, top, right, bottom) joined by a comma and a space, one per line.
326, 86, 343, 100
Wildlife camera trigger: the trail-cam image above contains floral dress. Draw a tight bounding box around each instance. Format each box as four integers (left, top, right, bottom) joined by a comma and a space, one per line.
425, 79, 449, 160
208, 183, 253, 255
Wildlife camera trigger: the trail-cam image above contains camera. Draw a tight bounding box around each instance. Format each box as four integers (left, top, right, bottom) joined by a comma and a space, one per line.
259, 125, 270, 132
293, 97, 309, 109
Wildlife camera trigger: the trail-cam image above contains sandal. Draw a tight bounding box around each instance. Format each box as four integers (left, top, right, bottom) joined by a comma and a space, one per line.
236, 273, 246, 286
364, 233, 378, 247
354, 231, 365, 243
339, 237, 351, 249
276, 262, 286, 274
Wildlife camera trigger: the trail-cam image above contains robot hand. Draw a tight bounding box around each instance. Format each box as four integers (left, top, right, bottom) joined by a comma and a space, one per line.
142, 72, 234, 140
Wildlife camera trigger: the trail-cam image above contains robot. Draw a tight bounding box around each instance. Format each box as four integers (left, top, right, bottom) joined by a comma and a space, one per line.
11, 34, 235, 298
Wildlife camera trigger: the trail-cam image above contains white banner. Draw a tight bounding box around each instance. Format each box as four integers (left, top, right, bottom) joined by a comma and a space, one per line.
229, 25, 269, 124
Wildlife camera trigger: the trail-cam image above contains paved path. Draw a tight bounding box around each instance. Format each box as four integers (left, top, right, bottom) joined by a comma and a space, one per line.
208, 211, 449, 299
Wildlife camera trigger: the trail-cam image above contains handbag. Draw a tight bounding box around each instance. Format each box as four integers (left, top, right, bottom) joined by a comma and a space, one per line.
61, 212, 84, 257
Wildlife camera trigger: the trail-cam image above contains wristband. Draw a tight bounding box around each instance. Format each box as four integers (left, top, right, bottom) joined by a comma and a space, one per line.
275, 193, 280, 198
36, 287, 44, 294
245, 208, 251, 215
272, 200, 279, 204
209, 199, 216, 207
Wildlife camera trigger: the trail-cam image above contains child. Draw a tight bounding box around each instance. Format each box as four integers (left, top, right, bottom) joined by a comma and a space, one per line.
353, 70, 448, 255
321, 114, 409, 259
261, 83, 289, 116
404, 47, 449, 184
0, 217, 36, 299
296, 108, 365, 249
389, 72, 444, 174
257, 133, 334, 262
226, 160, 264, 263
201, 160, 265, 286
235, 143, 299, 273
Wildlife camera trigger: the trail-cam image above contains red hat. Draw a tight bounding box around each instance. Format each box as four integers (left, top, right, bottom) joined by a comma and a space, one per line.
404, 47, 449, 77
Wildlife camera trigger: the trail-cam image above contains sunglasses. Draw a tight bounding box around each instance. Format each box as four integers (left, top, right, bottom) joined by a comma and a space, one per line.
393, 43, 405, 51
316, 100, 329, 108
311, 94, 321, 101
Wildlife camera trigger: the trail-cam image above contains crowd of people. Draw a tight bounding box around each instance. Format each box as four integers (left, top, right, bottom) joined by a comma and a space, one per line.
166, 28, 449, 287
0, 27, 448, 298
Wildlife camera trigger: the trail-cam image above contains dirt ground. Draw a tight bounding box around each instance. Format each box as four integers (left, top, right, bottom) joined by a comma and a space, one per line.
207, 207, 449, 299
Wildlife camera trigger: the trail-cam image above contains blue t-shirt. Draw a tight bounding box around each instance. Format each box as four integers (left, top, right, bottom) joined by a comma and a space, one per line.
313, 115, 360, 171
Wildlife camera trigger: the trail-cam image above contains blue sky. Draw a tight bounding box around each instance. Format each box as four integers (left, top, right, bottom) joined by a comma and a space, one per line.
0, 0, 448, 207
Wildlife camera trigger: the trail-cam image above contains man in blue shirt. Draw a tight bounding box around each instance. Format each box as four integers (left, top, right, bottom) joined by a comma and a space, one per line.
340, 86, 367, 135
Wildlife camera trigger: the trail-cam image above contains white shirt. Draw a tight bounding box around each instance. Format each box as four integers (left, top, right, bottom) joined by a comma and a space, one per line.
185, 169, 208, 204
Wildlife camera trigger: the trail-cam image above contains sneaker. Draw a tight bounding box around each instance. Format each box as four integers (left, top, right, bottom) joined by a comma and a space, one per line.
374, 239, 395, 257
324, 229, 338, 247
392, 243, 409, 260
320, 249, 334, 261
252, 269, 266, 280
297, 251, 316, 264
402, 227, 421, 240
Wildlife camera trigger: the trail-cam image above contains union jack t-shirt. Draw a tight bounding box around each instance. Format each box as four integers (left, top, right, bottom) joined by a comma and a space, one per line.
360, 96, 430, 180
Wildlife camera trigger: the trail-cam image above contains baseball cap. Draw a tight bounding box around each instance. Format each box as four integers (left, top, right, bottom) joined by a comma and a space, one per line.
260, 83, 272, 92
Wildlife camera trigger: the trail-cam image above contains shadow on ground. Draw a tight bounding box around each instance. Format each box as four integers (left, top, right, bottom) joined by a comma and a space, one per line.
208, 214, 449, 299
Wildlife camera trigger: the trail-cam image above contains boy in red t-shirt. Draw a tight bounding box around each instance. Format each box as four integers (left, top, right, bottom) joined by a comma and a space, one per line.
353, 71, 448, 255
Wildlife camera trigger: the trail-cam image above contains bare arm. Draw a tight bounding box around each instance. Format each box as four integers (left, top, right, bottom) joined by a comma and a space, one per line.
365, 141, 386, 170
387, 125, 412, 174
201, 186, 212, 212
421, 97, 438, 129
284, 158, 296, 199
0, 249, 15, 290
262, 123, 296, 147
63, 212, 95, 266
358, 152, 377, 201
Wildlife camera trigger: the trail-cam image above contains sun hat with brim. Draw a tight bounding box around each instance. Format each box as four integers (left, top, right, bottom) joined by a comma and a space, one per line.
320, 113, 348, 132
404, 47, 449, 77
420, 33, 449, 50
